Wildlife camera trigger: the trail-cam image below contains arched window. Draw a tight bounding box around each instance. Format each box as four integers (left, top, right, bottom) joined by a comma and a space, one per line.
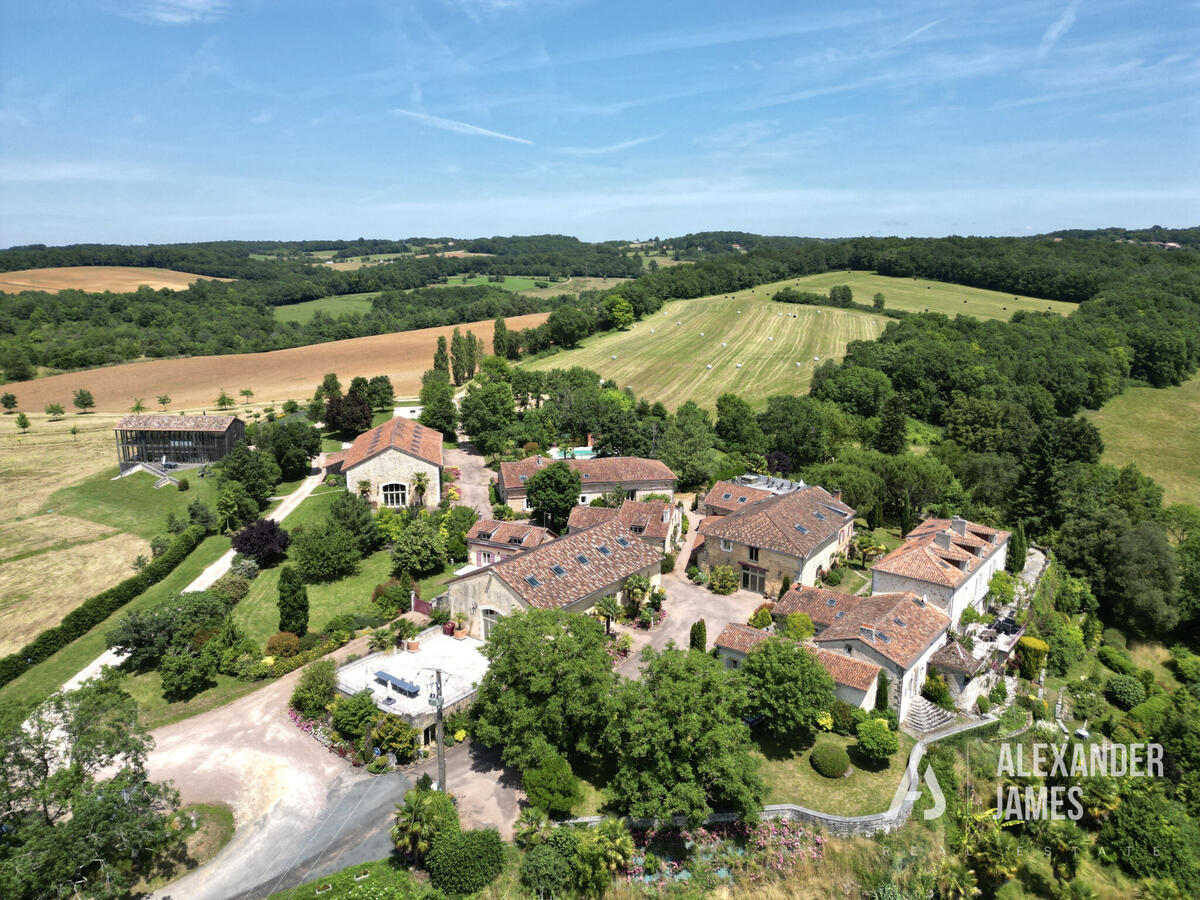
381, 483, 407, 508
482, 608, 502, 640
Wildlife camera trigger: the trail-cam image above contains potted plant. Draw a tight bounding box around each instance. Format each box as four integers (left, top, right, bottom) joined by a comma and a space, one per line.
453, 613, 468, 639
394, 618, 419, 652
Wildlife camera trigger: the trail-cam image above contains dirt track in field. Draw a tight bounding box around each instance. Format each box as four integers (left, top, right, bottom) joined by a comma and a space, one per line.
5, 313, 549, 413
0, 266, 233, 294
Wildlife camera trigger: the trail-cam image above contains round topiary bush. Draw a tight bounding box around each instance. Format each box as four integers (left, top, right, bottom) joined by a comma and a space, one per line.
520, 844, 572, 897
1105, 674, 1146, 710
426, 828, 505, 896
810, 741, 851, 778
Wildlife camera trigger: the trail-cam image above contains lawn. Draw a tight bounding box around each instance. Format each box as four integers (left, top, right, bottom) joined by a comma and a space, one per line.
1086, 371, 1200, 505
0, 534, 232, 708
521, 292, 886, 411
752, 730, 916, 815
786, 271, 1076, 321
434, 273, 544, 292
264, 856, 421, 900
274, 292, 381, 325
47, 465, 221, 539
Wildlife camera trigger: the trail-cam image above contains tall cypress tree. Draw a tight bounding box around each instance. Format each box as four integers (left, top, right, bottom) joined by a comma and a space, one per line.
899, 490, 915, 538
1007, 522, 1028, 574
492, 316, 508, 359
277, 565, 310, 636
874, 394, 909, 455
433, 336, 449, 374
449, 327, 466, 385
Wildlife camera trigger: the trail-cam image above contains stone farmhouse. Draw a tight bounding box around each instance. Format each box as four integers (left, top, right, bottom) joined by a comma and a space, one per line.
698, 485, 855, 595
870, 516, 1009, 626
465, 518, 554, 568
566, 498, 682, 554
495, 456, 677, 510
444, 518, 663, 639
699, 473, 807, 517
713, 623, 881, 711
325, 416, 442, 511
114, 414, 244, 472
810, 591, 950, 720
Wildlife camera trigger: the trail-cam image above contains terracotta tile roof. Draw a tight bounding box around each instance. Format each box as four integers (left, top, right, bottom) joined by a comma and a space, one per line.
115, 414, 239, 432
773, 584, 859, 628
340, 416, 443, 470
324, 450, 347, 469
614, 499, 674, 539
487, 518, 663, 610
713, 623, 880, 692
813, 592, 949, 669
702, 480, 774, 515
498, 456, 676, 495
929, 641, 986, 675
567, 506, 619, 531
466, 519, 552, 550
698, 485, 855, 560
872, 517, 1009, 588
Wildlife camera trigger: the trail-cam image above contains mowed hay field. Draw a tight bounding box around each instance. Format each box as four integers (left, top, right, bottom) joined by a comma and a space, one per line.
0, 412, 148, 653
522, 290, 887, 411
787, 271, 1076, 321
4, 311, 549, 414
274, 292, 380, 324
1087, 373, 1200, 506
0, 265, 232, 294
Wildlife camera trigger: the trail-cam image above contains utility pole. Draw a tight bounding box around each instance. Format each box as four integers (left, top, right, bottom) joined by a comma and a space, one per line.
434, 669, 446, 792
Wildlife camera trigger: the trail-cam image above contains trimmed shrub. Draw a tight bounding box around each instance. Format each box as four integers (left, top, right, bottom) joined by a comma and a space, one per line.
686, 565, 700, 582
748, 605, 773, 629
290, 659, 337, 717
266, 631, 301, 658
856, 718, 899, 763
1097, 645, 1138, 676
1016, 636, 1049, 680
811, 741, 851, 778
522, 752, 581, 818
689, 618, 707, 652
1105, 674, 1146, 710
708, 564, 737, 594
176, 477, 189, 492
922, 673, 953, 710
426, 829, 505, 896
976, 696, 991, 715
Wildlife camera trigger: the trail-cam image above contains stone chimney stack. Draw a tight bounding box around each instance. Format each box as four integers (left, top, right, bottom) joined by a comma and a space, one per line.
831, 488, 843, 502
951, 515, 967, 536
934, 532, 952, 550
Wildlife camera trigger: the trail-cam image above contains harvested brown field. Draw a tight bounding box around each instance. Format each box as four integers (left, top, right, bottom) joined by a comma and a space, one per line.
0, 265, 233, 294
3, 312, 550, 413
0, 514, 117, 564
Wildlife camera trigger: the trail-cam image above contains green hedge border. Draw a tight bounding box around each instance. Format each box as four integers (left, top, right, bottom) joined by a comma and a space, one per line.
0, 525, 207, 688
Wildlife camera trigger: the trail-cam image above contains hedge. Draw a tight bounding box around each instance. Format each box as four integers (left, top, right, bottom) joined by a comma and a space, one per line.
426, 828, 505, 895
0, 525, 207, 688
1097, 645, 1138, 676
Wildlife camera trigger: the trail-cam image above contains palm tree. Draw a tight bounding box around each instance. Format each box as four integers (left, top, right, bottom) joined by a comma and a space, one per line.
593, 817, 634, 876
595, 595, 620, 636
1045, 820, 1088, 879
969, 829, 1020, 889
936, 859, 980, 900
1054, 879, 1098, 900
391, 791, 438, 863
130, 397, 146, 413
368, 629, 392, 653
412, 471, 429, 507
513, 807, 550, 849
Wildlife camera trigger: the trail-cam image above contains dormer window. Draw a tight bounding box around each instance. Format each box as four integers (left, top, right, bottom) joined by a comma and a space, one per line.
631, 525, 645, 534
508, 536, 523, 545
859, 626, 874, 640
477, 531, 493, 541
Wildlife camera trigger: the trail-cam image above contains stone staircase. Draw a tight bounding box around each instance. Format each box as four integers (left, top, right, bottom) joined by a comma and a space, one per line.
904, 696, 956, 735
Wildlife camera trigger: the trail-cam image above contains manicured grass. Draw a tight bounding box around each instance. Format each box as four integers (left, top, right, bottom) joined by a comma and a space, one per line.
274, 292, 381, 325
1086, 371, 1200, 505
0, 534, 232, 708
125, 669, 265, 731
47, 465, 221, 539
752, 730, 916, 815
264, 856, 419, 900
521, 292, 886, 411
435, 273, 544, 292
787, 270, 1075, 320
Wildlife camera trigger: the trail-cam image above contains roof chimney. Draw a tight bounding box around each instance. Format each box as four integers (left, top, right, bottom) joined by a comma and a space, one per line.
934, 532, 952, 550
951, 515, 967, 536
831, 488, 842, 502
536, 456, 542, 468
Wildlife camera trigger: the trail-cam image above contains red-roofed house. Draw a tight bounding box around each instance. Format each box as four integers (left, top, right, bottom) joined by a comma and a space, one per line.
566, 499, 681, 553
495, 456, 676, 510
870, 516, 1009, 626
712, 623, 881, 710
328, 416, 444, 510
465, 519, 553, 568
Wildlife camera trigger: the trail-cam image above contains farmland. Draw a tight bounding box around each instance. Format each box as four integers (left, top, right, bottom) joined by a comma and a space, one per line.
785, 271, 1074, 321
1087, 372, 1200, 506
2, 311, 550, 414
274, 292, 380, 324
521, 289, 886, 411
0, 265, 232, 294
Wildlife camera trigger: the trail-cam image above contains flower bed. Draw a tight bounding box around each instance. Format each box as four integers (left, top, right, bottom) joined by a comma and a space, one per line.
636, 608, 668, 630
623, 821, 824, 890
287, 708, 364, 767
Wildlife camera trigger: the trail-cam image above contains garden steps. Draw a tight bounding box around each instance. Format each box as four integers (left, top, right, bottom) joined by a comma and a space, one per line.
904, 696, 955, 734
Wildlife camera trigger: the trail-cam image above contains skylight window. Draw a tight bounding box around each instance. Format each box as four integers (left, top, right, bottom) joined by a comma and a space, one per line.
737, 496, 747, 503
834, 611, 846, 619
525, 575, 542, 587
583, 473, 591, 478
596, 545, 611, 556
813, 511, 825, 520
825, 597, 837, 607
876, 631, 891, 643
722, 492, 732, 500
519, 475, 528, 482
576, 554, 590, 565
794, 524, 808, 534
616, 536, 631, 548
893, 618, 906, 628
551, 565, 567, 577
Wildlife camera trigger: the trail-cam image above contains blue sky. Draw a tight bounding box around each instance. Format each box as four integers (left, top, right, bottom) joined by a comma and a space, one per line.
1, 0, 1197, 245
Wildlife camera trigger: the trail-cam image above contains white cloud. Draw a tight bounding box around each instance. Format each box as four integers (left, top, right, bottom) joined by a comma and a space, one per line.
390, 109, 533, 145
557, 135, 662, 156
114, 1, 230, 25
1038, 0, 1082, 59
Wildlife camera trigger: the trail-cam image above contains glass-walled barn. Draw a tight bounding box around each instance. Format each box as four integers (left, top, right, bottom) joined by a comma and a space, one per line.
115, 414, 244, 471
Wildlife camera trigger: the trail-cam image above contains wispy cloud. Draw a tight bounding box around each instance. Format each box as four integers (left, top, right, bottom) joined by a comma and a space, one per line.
1038, 0, 1082, 59
390, 109, 533, 144
0, 159, 161, 183
114, 1, 231, 26
557, 134, 662, 156
894, 19, 943, 46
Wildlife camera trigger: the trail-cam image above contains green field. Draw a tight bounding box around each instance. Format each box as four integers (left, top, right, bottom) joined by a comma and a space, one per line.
521, 291, 886, 411
1087, 372, 1200, 505
47, 466, 221, 539
275, 292, 380, 325
787, 271, 1075, 321
435, 273, 545, 291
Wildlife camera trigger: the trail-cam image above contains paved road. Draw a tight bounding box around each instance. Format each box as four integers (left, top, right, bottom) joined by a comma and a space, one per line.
443, 439, 493, 519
